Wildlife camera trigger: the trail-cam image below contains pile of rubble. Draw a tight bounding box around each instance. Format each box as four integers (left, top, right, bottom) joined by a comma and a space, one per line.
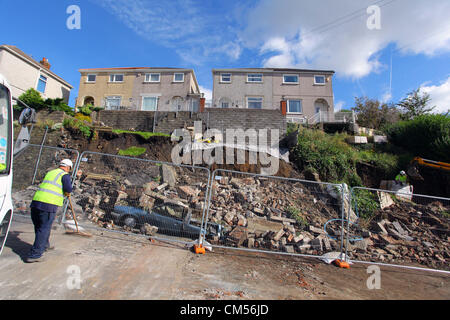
12, 159, 449, 270
206, 176, 345, 254
348, 200, 449, 270
70, 164, 210, 234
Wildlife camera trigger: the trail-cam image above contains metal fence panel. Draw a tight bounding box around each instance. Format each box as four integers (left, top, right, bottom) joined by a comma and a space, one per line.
12, 144, 79, 220
200, 169, 346, 259
347, 186, 450, 271
64, 151, 212, 245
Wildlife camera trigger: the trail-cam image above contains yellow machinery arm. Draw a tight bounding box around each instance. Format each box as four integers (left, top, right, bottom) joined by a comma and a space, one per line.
411, 157, 450, 171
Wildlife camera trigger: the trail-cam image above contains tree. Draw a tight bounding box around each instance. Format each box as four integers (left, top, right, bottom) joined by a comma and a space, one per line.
397, 88, 435, 121
352, 97, 401, 130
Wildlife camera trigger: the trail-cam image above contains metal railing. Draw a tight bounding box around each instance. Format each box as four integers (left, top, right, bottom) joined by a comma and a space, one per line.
347, 186, 450, 273
61, 151, 213, 246
10, 145, 450, 274
199, 169, 347, 260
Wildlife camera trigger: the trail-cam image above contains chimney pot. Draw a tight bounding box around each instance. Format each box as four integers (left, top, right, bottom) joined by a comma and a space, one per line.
40, 57, 51, 70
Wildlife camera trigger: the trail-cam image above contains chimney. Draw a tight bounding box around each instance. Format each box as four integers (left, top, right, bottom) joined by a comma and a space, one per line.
40, 57, 51, 70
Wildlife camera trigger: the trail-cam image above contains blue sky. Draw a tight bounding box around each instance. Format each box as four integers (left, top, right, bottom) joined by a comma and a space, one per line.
1, 0, 449, 112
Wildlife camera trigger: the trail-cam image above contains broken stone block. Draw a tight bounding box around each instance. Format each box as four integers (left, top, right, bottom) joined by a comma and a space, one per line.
322, 236, 332, 251
228, 226, 248, 247
374, 222, 388, 235
143, 181, 159, 194
297, 244, 311, 253
237, 215, 247, 227
310, 238, 323, 251
309, 225, 325, 235
273, 229, 285, 241
144, 223, 158, 236
139, 194, 155, 210
284, 245, 295, 254
224, 211, 235, 225
252, 208, 265, 216
156, 183, 168, 191
177, 186, 199, 199
377, 191, 395, 209
392, 221, 407, 235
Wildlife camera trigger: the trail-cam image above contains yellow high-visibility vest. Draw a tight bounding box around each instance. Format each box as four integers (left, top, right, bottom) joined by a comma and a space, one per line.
32, 168, 68, 207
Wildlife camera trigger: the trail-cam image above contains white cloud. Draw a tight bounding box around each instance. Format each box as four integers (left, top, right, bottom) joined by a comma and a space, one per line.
94, 0, 243, 65
334, 101, 346, 111
421, 77, 450, 114
241, 0, 450, 78
381, 91, 392, 104
199, 85, 212, 101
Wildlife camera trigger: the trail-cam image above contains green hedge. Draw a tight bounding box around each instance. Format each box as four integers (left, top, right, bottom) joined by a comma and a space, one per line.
385, 114, 450, 162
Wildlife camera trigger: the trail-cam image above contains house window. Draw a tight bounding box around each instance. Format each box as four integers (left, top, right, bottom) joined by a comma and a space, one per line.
86, 74, 96, 83
247, 74, 263, 83
105, 96, 122, 110
288, 100, 302, 114
247, 97, 263, 109
145, 73, 160, 82
37, 75, 47, 93
142, 96, 158, 111
109, 74, 124, 82
173, 73, 184, 82
283, 74, 299, 84
221, 102, 229, 108
314, 75, 326, 85
220, 73, 231, 83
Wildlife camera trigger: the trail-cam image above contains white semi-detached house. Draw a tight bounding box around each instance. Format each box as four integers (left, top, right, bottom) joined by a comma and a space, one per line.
212, 68, 336, 123
0, 45, 73, 103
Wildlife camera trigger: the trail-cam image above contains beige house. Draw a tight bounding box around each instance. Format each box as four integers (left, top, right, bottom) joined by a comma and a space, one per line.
76, 67, 201, 111
0, 45, 73, 103
212, 68, 335, 123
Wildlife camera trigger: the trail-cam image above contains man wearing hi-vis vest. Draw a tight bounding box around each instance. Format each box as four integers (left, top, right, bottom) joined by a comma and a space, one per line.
25, 159, 74, 263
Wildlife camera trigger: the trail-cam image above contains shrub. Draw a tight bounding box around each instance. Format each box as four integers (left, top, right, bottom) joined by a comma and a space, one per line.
63, 117, 93, 138
291, 128, 359, 185
14, 89, 75, 116
75, 113, 92, 123
352, 189, 379, 220
287, 206, 308, 229
385, 114, 450, 162
14, 88, 45, 111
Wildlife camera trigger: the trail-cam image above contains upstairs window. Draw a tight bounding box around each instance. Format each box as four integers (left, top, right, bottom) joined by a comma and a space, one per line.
247, 74, 263, 83
220, 73, 231, 83
109, 74, 124, 82
37, 75, 47, 93
314, 75, 326, 85
174, 73, 185, 82
283, 74, 299, 84
86, 74, 96, 83
145, 73, 160, 82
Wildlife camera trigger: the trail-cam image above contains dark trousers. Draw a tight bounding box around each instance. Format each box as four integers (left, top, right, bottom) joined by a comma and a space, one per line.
29, 208, 56, 259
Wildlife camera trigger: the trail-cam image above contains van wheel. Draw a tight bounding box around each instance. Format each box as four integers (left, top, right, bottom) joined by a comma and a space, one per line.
123, 216, 137, 229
